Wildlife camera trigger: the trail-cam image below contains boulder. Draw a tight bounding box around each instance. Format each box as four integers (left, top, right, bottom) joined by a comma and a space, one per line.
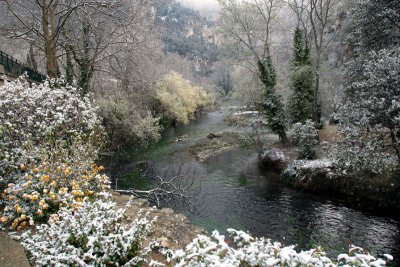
207, 132, 223, 139
258, 148, 289, 171
281, 159, 346, 193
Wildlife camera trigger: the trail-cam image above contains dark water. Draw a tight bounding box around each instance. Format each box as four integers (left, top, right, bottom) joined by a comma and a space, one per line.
117, 111, 400, 263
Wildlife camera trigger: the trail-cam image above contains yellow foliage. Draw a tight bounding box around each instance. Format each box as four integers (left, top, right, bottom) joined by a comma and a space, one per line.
155, 72, 213, 124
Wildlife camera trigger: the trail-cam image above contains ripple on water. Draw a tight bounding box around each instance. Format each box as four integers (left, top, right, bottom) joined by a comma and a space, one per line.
145, 111, 400, 264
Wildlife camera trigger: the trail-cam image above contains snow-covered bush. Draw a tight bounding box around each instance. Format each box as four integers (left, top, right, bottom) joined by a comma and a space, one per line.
97, 90, 162, 150
330, 49, 400, 175
290, 120, 319, 159
170, 229, 393, 267
0, 161, 110, 230
326, 141, 397, 176
18, 198, 152, 266
0, 77, 105, 178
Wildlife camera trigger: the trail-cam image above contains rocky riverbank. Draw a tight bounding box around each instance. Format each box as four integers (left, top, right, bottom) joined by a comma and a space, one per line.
259, 146, 400, 212
0, 193, 207, 267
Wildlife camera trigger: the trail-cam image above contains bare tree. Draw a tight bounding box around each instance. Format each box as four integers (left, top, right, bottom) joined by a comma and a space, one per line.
62, 0, 156, 94
115, 164, 200, 212
0, 0, 89, 77
0, 0, 156, 90
218, 0, 288, 143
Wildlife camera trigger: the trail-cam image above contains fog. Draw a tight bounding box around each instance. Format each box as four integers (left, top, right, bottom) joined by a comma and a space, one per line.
177, 0, 220, 17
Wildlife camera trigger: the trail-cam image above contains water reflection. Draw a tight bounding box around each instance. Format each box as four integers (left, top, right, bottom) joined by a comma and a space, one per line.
115, 111, 400, 264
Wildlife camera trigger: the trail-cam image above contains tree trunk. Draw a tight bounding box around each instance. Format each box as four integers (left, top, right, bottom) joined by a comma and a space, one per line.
279, 132, 289, 144
40, 1, 59, 78
312, 71, 320, 122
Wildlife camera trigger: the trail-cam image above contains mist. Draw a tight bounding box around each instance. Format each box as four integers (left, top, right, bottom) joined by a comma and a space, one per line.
177, 0, 220, 17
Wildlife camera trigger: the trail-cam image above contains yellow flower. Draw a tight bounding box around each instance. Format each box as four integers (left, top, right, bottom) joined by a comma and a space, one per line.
64, 168, 72, 175
27, 180, 33, 185
8, 195, 15, 201
56, 166, 62, 173
50, 181, 57, 187
0, 216, 8, 223
31, 194, 39, 201
98, 165, 105, 171
20, 214, 27, 220
39, 175, 50, 183
15, 205, 23, 213
33, 168, 40, 173
19, 164, 26, 171
36, 209, 43, 215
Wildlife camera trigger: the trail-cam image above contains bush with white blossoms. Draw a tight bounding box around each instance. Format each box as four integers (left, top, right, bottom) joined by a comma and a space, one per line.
17, 198, 152, 266
290, 120, 319, 159
0, 77, 109, 229
0, 77, 105, 179
170, 229, 393, 267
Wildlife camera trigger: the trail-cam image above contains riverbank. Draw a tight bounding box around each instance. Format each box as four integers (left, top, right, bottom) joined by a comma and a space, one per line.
0, 193, 207, 266
101, 110, 400, 263
258, 125, 400, 213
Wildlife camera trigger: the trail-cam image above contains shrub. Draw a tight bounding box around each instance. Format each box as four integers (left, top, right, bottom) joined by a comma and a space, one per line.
0, 77, 105, 178
0, 160, 110, 230
155, 72, 213, 124
18, 199, 152, 266
290, 120, 319, 159
170, 229, 393, 266
97, 90, 161, 150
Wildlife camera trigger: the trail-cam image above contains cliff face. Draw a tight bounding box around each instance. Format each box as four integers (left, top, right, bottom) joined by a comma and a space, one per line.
155, 0, 220, 75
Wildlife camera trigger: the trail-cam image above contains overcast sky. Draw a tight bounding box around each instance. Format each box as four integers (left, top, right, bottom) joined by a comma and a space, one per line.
177, 0, 220, 17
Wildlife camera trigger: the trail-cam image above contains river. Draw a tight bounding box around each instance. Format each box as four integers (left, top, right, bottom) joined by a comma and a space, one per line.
107, 110, 400, 264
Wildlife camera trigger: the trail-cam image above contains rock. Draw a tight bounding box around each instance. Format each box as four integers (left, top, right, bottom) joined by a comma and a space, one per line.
174, 135, 189, 143
0, 232, 30, 267
160, 208, 174, 214
258, 148, 289, 171
207, 132, 223, 139
281, 159, 345, 193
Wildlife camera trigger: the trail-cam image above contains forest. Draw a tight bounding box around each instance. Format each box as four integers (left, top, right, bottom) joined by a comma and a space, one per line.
0, 0, 399, 266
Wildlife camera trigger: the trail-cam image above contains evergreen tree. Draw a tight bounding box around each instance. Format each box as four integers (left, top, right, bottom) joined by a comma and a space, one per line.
258, 50, 288, 144
288, 27, 313, 124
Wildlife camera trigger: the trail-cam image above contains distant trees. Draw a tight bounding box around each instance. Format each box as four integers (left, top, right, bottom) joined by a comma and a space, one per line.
288, 27, 313, 124
155, 72, 213, 124
218, 0, 288, 143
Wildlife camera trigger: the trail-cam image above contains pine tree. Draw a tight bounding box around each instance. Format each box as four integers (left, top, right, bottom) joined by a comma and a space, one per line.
288, 27, 313, 124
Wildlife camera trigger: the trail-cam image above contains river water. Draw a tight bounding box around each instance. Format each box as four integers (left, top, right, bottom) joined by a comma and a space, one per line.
112, 110, 400, 263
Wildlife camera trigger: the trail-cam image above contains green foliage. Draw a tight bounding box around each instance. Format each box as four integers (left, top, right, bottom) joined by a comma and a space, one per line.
258, 56, 288, 143
347, 0, 400, 53
97, 90, 162, 151
288, 27, 313, 124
